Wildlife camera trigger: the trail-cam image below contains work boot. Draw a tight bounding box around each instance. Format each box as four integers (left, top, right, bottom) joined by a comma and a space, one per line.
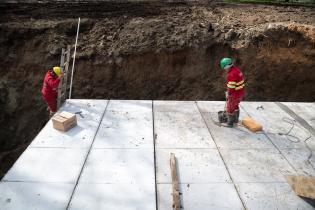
218, 111, 228, 123
227, 113, 235, 127
234, 109, 240, 123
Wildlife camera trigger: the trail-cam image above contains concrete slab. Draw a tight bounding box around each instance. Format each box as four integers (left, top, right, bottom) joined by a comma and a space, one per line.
157, 183, 244, 210
155, 101, 243, 209
197, 101, 275, 149
220, 149, 296, 183
154, 100, 199, 113
196, 100, 225, 113
197, 101, 250, 120
2, 100, 315, 210
156, 149, 231, 184
196, 101, 248, 121
30, 99, 108, 148
93, 110, 153, 149
0, 182, 74, 210
280, 148, 315, 176
79, 149, 154, 184
154, 111, 216, 149
107, 100, 152, 113
69, 183, 155, 210
202, 113, 275, 149
283, 102, 315, 129
70, 100, 156, 210
241, 102, 315, 150
237, 182, 314, 210
3, 148, 87, 183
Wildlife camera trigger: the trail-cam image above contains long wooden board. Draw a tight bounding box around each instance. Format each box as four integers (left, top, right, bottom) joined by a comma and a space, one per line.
170, 153, 181, 210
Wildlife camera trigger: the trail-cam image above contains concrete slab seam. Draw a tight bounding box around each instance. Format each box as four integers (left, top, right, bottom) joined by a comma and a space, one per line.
195, 101, 247, 210
152, 100, 158, 210
65, 100, 110, 210
1, 180, 76, 184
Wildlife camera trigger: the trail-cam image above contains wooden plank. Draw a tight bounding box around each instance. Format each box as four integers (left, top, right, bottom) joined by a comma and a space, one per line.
286, 175, 315, 199
170, 153, 181, 210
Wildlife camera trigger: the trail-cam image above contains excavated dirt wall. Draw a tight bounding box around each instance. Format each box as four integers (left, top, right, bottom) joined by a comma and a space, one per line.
0, 2, 315, 178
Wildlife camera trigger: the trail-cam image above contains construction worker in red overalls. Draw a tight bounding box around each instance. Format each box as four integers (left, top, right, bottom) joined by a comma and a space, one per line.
220, 57, 245, 127
41, 66, 63, 118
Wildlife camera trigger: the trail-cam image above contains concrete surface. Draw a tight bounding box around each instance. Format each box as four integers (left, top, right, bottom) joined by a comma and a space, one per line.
30, 99, 108, 148
158, 183, 244, 210
0, 182, 73, 210
1, 100, 315, 210
93, 100, 153, 149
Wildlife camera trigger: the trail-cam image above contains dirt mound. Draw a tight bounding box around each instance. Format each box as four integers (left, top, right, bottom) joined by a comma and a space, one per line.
0, 1, 315, 178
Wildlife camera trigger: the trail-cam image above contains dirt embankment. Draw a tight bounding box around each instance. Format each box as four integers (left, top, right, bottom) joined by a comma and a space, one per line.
0, 2, 315, 178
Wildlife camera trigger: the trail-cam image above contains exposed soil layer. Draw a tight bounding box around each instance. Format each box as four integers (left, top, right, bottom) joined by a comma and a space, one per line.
0, 2, 315, 178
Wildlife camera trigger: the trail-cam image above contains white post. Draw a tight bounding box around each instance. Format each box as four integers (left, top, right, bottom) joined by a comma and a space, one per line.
69, 17, 80, 99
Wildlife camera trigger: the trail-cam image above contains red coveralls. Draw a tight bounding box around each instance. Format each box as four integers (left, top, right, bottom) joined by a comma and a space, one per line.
41, 71, 60, 112
226, 66, 245, 114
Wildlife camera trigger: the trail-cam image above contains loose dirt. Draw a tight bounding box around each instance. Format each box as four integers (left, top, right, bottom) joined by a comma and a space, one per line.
0, 1, 315, 178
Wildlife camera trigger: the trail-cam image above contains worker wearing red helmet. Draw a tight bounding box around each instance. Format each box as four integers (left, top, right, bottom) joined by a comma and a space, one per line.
220, 57, 245, 127
41, 66, 63, 118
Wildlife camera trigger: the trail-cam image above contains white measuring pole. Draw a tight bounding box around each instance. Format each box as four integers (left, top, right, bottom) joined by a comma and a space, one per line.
69, 17, 80, 99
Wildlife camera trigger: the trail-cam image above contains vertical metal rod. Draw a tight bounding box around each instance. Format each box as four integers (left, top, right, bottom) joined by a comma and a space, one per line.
57, 48, 65, 109
69, 17, 80, 99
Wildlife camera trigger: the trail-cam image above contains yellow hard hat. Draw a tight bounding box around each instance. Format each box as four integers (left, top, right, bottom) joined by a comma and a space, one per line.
53, 66, 61, 76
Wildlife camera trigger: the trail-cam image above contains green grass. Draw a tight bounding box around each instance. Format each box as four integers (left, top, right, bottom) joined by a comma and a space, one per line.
224, 0, 315, 6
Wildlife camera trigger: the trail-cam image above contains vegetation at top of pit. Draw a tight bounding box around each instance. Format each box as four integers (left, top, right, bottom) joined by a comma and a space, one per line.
225, 0, 315, 6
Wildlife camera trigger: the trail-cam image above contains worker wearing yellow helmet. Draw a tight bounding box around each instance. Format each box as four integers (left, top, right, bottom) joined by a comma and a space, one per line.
41, 66, 63, 118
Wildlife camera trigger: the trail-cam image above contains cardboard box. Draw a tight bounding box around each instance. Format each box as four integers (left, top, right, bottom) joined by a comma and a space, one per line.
52, 111, 77, 132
